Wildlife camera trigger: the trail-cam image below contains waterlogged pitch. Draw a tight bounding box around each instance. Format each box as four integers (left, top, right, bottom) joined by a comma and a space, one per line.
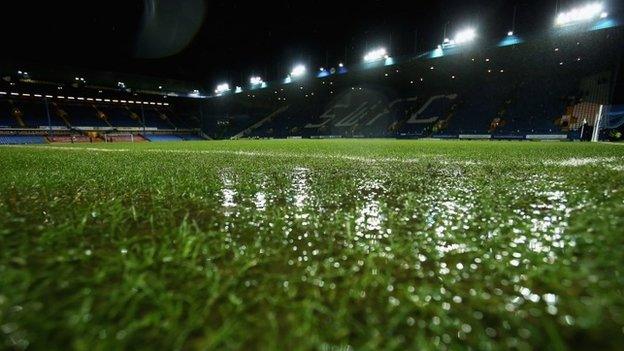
1, 140, 624, 350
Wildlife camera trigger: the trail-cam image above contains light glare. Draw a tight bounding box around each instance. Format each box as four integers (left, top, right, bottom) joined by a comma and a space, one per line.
454, 28, 477, 44
363, 48, 388, 62
291, 65, 306, 77
215, 83, 230, 94
555, 3, 605, 26
250, 76, 264, 85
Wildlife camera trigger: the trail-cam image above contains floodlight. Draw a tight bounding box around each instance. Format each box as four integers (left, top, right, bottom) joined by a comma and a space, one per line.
290, 65, 306, 77
555, 2, 605, 26
507, 31, 514, 36
454, 28, 477, 44
250, 76, 264, 85
363, 48, 388, 62
214, 83, 230, 94
338, 63, 344, 68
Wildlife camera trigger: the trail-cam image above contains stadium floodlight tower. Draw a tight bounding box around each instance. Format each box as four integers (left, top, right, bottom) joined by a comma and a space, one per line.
214, 83, 231, 96
555, 2, 607, 27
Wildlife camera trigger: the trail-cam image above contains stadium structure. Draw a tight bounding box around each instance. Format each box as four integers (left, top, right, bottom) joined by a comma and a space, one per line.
2, 9, 624, 144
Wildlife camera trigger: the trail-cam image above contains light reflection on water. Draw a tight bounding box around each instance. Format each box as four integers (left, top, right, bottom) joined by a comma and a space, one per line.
513, 179, 574, 264
219, 171, 237, 214
421, 176, 477, 257
254, 178, 268, 211
213, 165, 578, 319
291, 167, 310, 209
355, 179, 386, 236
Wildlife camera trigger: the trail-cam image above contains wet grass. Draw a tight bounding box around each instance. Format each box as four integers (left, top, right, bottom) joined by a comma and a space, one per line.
1, 139, 624, 350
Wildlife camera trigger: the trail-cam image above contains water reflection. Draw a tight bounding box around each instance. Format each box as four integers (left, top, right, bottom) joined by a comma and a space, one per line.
514, 179, 573, 264
354, 179, 388, 250
291, 167, 310, 209
422, 177, 477, 257
219, 171, 237, 214
254, 189, 267, 211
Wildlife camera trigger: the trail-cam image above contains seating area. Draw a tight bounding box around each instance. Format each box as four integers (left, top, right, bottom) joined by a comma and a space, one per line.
143, 134, 185, 142
0, 95, 206, 143
0, 135, 47, 145
239, 78, 572, 139
142, 134, 204, 142
47, 135, 93, 143
0, 99, 201, 130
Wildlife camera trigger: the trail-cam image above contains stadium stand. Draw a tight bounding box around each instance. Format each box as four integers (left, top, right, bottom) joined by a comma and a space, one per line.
144, 134, 184, 142
201, 26, 623, 140
99, 106, 143, 128
0, 92, 205, 142
46, 135, 93, 143
1, 25, 622, 141
0, 135, 46, 145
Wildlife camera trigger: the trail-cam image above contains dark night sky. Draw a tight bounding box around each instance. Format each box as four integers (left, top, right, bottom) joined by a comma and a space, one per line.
1, 0, 615, 85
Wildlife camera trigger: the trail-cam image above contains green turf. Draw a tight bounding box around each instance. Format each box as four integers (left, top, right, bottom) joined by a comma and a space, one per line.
1, 140, 624, 350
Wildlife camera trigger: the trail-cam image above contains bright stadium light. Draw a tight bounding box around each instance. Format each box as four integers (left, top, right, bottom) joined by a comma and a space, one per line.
454, 28, 477, 44
250, 76, 264, 85
214, 83, 230, 95
363, 48, 388, 62
290, 64, 306, 78
507, 31, 514, 36
555, 2, 605, 27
